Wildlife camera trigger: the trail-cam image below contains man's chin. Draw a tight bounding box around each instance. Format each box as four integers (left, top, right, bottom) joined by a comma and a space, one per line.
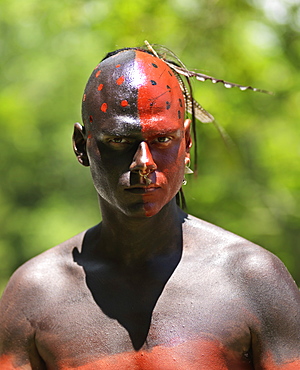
119, 202, 165, 219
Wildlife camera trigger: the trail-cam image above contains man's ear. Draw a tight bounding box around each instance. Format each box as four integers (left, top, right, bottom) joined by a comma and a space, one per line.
184, 119, 192, 153
72, 123, 90, 167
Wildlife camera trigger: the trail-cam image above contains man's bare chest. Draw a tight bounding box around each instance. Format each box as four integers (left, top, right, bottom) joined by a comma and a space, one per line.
34, 256, 253, 369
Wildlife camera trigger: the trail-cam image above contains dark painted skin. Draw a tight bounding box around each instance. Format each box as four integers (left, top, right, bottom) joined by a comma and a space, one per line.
0, 49, 299, 369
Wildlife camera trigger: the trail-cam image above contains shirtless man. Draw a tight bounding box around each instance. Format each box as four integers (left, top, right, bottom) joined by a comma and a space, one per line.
0, 46, 299, 369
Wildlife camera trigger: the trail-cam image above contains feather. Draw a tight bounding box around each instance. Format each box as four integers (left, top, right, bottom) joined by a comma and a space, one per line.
168, 64, 272, 95
144, 40, 272, 96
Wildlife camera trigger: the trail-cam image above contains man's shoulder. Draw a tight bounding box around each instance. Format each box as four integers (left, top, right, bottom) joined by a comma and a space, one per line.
1, 229, 88, 304
184, 214, 262, 253
184, 214, 299, 305
183, 214, 293, 281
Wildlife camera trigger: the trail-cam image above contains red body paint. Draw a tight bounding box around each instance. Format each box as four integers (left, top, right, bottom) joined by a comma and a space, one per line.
260, 353, 300, 370
0, 355, 15, 370
100, 102, 107, 113
116, 76, 125, 85
121, 99, 129, 107
53, 338, 300, 370
133, 51, 187, 217
53, 338, 254, 370
1, 347, 295, 370
135, 51, 184, 125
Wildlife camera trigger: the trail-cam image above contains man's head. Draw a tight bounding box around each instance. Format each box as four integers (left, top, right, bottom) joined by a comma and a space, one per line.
73, 48, 192, 217
82, 48, 186, 131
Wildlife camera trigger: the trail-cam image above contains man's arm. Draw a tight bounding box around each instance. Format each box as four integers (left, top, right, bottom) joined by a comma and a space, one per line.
0, 267, 46, 370
240, 248, 300, 369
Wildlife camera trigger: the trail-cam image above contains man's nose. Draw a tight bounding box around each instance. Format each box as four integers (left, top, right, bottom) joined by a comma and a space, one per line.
129, 141, 157, 173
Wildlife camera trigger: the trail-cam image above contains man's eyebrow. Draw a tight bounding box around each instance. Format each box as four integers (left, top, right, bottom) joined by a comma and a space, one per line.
99, 127, 182, 138
99, 129, 141, 137
145, 128, 182, 137
155, 128, 181, 134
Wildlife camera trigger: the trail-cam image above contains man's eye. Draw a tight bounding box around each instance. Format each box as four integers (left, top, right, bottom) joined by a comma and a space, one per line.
108, 138, 128, 144
157, 137, 171, 143
105, 137, 134, 150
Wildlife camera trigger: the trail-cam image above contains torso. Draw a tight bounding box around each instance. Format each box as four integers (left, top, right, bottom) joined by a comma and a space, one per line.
7, 216, 260, 369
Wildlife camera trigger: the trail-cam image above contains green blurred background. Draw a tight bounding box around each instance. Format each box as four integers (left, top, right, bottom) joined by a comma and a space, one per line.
0, 0, 299, 293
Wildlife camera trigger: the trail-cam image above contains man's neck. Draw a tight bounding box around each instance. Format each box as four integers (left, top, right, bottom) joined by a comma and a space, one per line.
89, 198, 186, 266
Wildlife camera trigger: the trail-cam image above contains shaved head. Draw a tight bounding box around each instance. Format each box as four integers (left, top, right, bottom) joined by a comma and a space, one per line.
81, 48, 185, 131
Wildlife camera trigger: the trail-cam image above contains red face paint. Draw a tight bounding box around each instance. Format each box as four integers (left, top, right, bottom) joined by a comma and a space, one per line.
135, 51, 184, 126
133, 51, 187, 217
116, 76, 125, 85
100, 103, 108, 113
121, 99, 129, 107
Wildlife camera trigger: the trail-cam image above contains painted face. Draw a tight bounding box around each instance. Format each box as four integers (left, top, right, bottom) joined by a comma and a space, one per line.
80, 49, 191, 217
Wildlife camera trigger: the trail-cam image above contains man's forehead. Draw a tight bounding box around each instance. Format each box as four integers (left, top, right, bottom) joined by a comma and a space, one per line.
82, 49, 185, 128
94, 114, 185, 138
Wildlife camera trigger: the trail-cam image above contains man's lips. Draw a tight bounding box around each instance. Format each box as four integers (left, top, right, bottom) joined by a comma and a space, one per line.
124, 185, 160, 194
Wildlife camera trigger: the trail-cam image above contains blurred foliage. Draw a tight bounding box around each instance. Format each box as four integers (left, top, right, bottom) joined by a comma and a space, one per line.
0, 0, 299, 293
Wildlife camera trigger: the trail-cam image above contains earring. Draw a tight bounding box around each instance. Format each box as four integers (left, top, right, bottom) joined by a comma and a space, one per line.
185, 165, 194, 175
183, 159, 193, 185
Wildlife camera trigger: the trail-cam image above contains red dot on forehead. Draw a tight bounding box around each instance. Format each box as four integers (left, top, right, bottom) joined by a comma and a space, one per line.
95, 70, 101, 78
116, 76, 125, 85
100, 103, 108, 112
97, 83, 104, 91
116, 64, 121, 68
120, 100, 129, 107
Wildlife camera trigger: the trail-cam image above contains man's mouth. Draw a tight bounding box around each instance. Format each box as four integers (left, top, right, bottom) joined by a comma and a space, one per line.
124, 185, 160, 194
